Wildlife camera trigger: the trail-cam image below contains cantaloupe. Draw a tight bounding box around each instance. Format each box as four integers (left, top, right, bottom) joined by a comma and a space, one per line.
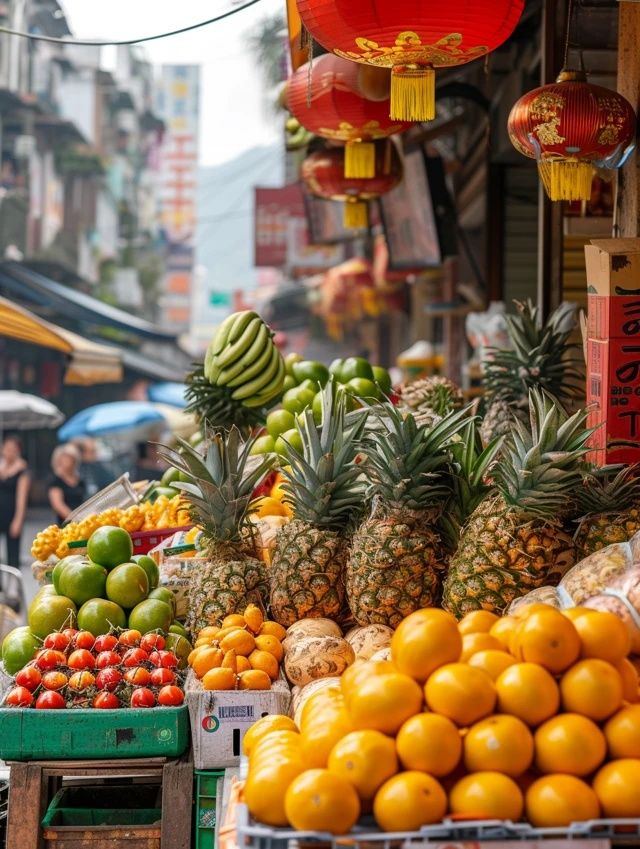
282, 618, 342, 652
283, 635, 355, 687
344, 624, 394, 660
369, 647, 392, 662
292, 677, 343, 726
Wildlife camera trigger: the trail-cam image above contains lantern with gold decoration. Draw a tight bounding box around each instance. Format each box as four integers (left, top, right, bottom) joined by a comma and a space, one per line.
288, 54, 411, 178
295, 0, 524, 121
301, 141, 402, 229
508, 69, 636, 202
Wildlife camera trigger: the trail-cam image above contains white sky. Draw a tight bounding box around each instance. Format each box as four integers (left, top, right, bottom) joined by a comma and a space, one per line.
61, 0, 283, 166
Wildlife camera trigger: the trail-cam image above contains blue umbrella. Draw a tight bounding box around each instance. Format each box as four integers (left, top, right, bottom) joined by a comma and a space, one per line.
58, 401, 166, 441
147, 382, 187, 408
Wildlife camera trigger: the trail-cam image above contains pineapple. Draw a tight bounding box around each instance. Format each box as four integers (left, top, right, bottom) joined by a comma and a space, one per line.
185, 365, 267, 434
399, 375, 464, 429
269, 385, 368, 627
160, 428, 274, 633
442, 390, 593, 618
480, 300, 583, 444
574, 465, 640, 559
346, 404, 469, 627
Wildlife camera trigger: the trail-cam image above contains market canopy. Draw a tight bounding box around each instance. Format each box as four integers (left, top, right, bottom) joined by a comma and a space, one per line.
147, 382, 187, 407
58, 401, 166, 441
0, 390, 64, 431
0, 296, 123, 385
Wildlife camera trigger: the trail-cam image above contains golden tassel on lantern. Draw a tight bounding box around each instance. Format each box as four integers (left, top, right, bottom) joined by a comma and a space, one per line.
343, 199, 369, 229
390, 65, 435, 121
537, 158, 594, 202
344, 139, 375, 178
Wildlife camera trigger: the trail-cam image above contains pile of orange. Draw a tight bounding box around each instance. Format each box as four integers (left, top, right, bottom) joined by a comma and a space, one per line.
188, 604, 286, 690
243, 604, 640, 834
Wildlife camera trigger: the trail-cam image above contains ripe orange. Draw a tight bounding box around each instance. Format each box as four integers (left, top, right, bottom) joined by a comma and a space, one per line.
604, 705, 640, 758
221, 613, 247, 629
373, 772, 447, 831
424, 663, 496, 727
390, 608, 462, 682
237, 656, 251, 673
511, 602, 558, 619
201, 666, 236, 691
284, 769, 360, 834
560, 659, 623, 721
191, 647, 224, 679
249, 650, 279, 681
561, 606, 596, 622
458, 610, 500, 635
525, 775, 600, 826
349, 673, 424, 735
467, 650, 516, 681
243, 715, 298, 756
514, 609, 580, 673
249, 730, 301, 767
571, 610, 631, 663
534, 713, 606, 776
489, 617, 519, 652
495, 663, 560, 726
255, 634, 284, 662
238, 669, 271, 690
615, 658, 639, 703
449, 772, 524, 820
460, 632, 503, 662
245, 756, 304, 826
328, 729, 398, 800
300, 699, 353, 768
341, 660, 396, 702
197, 626, 219, 640
592, 759, 640, 817
395, 712, 462, 776
220, 628, 256, 657
463, 714, 534, 777
259, 620, 287, 641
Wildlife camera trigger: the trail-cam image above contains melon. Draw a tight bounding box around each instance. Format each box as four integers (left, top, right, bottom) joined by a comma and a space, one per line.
292, 677, 342, 726
282, 618, 342, 652
344, 624, 394, 660
369, 647, 392, 661
283, 635, 355, 687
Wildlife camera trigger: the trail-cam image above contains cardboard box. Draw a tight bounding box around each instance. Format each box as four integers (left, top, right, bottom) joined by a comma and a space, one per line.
584, 238, 640, 297
186, 670, 291, 769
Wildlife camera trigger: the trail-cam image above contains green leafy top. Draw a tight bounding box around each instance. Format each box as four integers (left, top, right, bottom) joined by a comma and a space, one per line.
576, 464, 640, 516
185, 365, 270, 434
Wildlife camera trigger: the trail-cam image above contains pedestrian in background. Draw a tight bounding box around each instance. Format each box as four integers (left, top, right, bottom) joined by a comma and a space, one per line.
48, 444, 86, 524
71, 437, 111, 496
0, 434, 30, 567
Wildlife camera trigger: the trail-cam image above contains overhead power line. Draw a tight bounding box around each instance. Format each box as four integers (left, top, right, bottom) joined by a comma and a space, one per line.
0, 0, 264, 46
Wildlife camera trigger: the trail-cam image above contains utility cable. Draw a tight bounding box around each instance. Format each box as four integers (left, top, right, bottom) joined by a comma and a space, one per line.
0, 0, 264, 46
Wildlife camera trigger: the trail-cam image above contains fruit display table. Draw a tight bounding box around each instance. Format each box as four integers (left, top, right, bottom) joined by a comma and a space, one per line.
6, 753, 193, 849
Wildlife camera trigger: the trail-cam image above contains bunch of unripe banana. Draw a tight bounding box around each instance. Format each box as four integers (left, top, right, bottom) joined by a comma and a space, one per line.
204, 311, 285, 408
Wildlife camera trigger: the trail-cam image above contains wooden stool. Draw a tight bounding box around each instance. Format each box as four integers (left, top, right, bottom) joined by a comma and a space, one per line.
7, 752, 193, 849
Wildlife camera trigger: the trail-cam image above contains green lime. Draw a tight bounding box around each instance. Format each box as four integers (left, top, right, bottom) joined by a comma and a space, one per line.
284, 352, 303, 376
161, 467, 181, 486
340, 356, 374, 383
30, 584, 58, 612
106, 562, 149, 608
336, 385, 360, 412
346, 377, 380, 400
165, 633, 192, 669
87, 526, 133, 570
148, 587, 176, 616
77, 598, 126, 636
328, 358, 345, 379
59, 560, 108, 606
372, 366, 393, 396
146, 486, 181, 503
312, 392, 324, 424
132, 554, 160, 589
169, 622, 188, 637
52, 554, 84, 594
298, 379, 319, 394
275, 428, 304, 457
266, 409, 296, 439
282, 387, 316, 416
177, 471, 191, 483
291, 360, 330, 388
28, 595, 77, 638
249, 434, 276, 456
282, 375, 297, 393
2, 626, 40, 675
128, 599, 173, 634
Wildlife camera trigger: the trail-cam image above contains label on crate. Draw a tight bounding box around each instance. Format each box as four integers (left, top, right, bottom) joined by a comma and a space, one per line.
588, 294, 640, 341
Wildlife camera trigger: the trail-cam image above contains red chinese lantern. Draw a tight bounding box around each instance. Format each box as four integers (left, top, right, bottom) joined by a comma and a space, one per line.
508, 69, 637, 202
295, 0, 524, 121
288, 54, 410, 178
301, 141, 402, 228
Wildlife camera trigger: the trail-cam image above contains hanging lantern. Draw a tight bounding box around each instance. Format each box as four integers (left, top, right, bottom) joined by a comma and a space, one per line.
288, 54, 410, 178
301, 141, 402, 228
295, 0, 524, 121
508, 69, 637, 202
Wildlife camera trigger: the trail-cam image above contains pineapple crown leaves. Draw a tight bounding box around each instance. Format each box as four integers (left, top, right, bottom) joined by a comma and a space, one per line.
185, 365, 269, 433
493, 388, 594, 520
575, 464, 640, 516
360, 403, 470, 512
279, 381, 369, 529
158, 428, 274, 543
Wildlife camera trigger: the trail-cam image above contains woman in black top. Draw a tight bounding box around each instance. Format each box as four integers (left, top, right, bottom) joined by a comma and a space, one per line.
0, 435, 30, 567
48, 444, 86, 524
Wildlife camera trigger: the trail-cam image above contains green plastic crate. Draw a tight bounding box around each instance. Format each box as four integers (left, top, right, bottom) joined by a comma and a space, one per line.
195, 770, 225, 849
0, 705, 189, 760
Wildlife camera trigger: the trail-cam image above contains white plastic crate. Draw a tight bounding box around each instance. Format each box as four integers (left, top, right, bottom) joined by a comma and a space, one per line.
65, 473, 139, 524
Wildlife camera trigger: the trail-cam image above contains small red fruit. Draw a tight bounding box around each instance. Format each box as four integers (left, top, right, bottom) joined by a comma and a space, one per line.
36, 691, 66, 709
5, 686, 34, 707
35, 649, 65, 670
62, 628, 78, 640
122, 648, 149, 668
149, 651, 178, 669
130, 687, 155, 708
95, 650, 121, 669
93, 691, 120, 709
43, 632, 71, 651
42, 671, 68, 691
124, 667, 152, 687
150, 668, 175, 687
157, 685, 184, 707
67, 649, 95, 670
73, 630, 96, 651
95, 668, 122, 692
15, 666, 42, 692
140, 633, 165, 653
94, 634, 118, 653
118, 629, 142, 647
68, 671, 96, 692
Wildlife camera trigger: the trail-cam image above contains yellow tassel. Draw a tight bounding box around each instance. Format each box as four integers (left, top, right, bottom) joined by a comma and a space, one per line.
538, 159, 593, 202
344, 140, 375, 178
390, 66, 435, 121
343, 200, 368, 229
